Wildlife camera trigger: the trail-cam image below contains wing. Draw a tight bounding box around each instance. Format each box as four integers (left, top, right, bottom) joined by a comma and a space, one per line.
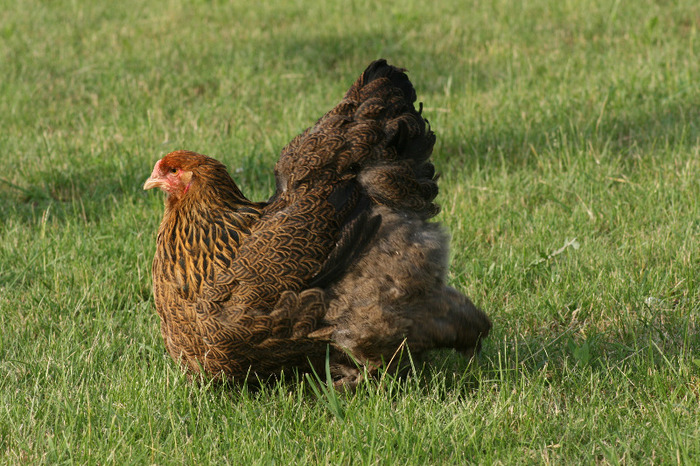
227, 183, 351, 311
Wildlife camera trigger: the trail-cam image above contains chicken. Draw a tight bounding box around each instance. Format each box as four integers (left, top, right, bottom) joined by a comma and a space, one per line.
144, 59, 491, 388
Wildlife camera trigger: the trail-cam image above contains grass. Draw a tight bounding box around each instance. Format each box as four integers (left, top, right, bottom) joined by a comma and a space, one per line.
1, 0, 698, 463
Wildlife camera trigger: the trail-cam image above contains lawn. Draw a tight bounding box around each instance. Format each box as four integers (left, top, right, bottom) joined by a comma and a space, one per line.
1, 0, 698, 463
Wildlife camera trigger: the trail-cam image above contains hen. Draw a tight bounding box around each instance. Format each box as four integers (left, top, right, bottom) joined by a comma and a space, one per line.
144, 59, 491, 388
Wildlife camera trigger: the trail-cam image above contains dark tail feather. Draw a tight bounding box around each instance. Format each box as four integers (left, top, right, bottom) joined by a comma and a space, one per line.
350, 60, 440, 219
359, 59, 417, 104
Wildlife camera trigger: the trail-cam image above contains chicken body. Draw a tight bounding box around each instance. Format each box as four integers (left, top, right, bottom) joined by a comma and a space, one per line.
145, 60, 491, 388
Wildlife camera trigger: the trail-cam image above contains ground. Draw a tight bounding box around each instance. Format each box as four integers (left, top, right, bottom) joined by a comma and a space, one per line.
0, 0, 698, 463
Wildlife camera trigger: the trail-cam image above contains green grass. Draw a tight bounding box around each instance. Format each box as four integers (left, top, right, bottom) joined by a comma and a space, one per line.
1, 0, 698, 463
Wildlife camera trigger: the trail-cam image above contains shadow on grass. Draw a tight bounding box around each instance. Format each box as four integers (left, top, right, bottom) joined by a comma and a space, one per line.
449, 308, 698, 387
437, 96, 700, 171
0, 164, 145, 225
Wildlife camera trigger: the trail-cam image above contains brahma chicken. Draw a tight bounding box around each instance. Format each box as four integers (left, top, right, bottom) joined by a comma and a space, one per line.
144, 59, 491, 388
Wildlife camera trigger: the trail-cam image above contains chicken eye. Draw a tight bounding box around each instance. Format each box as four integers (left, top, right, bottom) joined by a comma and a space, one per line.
170, 168, 179, 174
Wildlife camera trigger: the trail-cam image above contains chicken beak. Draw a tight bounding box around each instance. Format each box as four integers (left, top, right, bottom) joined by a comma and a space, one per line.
143, 176, 161, 190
